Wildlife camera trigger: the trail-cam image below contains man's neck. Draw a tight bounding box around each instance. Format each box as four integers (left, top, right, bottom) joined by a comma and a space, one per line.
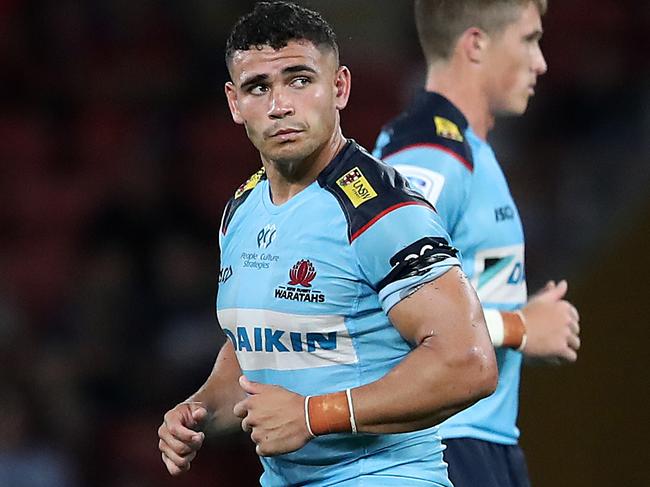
263, 128, 347, 205
424, 63, 494, 140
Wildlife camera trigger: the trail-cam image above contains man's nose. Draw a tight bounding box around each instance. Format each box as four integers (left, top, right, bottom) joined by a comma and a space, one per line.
534, 46, 548, 76
268, 88, 294, 119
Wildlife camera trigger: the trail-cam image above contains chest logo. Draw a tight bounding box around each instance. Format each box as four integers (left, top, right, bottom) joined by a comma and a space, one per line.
274, 259, 325, 303
434, 116, 464, 142
289, 259, 316, 287
336, 167, 377, 208
257, 224, 277, 249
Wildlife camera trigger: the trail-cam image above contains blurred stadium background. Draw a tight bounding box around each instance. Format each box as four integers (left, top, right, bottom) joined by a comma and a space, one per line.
0, 0, 648, 485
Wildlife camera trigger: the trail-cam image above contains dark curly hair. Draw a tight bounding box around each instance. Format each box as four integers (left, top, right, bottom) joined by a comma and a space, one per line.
225, 1, 339, 67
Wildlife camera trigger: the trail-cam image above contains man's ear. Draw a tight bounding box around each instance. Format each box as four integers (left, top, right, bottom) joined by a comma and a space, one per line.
459, 27, 489, 64
225, 82, 244, 125
334, 66, 351, 111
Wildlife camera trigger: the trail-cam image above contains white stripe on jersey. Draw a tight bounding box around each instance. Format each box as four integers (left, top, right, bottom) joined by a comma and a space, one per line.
217, 308, 358, 371
472, 244, 528, 304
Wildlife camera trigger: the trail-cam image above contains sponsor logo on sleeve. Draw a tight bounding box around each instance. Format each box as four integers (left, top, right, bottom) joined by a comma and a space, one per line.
473, 244, 527, 304
394, 164, 446, 206
336, 167, 378, 208
434, 116, 464, 142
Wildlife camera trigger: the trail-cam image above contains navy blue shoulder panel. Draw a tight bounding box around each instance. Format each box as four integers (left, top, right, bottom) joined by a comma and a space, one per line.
318, 141, 434, 242
378, 91, 474, 172
221, 167, 266, 235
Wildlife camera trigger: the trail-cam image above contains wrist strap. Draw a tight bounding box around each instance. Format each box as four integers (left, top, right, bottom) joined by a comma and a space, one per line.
345, 388, 357, 434
305, 390, 357, 436
501, 310, 527, 350
304, 396, 316, 438
514, 310, 528, 351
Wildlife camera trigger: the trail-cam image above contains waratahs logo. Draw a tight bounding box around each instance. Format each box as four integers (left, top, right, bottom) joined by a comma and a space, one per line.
288, 259, 316, 287
274, 259, 325, 303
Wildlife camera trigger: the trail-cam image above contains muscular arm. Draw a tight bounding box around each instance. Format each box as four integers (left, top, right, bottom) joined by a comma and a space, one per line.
234, 266, 498, 456
187, 339, 246, 435
353, 266, 497, 433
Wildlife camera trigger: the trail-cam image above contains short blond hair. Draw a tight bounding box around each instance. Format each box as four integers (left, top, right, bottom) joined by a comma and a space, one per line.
415, 0, 547, 63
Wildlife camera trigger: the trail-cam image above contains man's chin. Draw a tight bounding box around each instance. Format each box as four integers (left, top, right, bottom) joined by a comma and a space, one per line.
497, 100, 530, 117
263, 142, 316, 171
266, 141, 308, 161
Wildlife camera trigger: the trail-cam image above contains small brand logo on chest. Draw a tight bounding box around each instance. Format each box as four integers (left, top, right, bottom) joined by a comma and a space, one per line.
274, 259, 326, 303
218, 266, 233, 284
257, 224, 277, 249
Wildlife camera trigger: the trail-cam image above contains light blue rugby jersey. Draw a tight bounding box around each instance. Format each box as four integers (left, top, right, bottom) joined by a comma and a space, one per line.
374, 91, 527, 446
217, 141, 461, 486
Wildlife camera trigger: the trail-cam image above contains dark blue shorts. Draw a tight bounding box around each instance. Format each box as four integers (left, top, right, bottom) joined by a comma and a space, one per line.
443, 438, 531, 487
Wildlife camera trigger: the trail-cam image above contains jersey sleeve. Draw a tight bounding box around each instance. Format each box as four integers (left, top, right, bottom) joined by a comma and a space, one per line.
351, 202, 461, 314
379, 144, 472, 235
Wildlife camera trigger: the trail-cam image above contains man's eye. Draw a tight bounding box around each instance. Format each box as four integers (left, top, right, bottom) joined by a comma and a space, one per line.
291, 77, 311, 88
249, 85, 268, 95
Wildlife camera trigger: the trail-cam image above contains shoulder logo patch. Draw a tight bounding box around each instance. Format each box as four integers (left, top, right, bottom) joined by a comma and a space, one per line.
235, 167, 265, 199
336, 167, 378, 208
434, 116, 464, 142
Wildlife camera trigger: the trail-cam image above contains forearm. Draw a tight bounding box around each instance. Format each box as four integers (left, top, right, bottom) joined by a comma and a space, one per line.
187, 340, 245, 435
306, 268, 497, 436
352, 334, 494, 434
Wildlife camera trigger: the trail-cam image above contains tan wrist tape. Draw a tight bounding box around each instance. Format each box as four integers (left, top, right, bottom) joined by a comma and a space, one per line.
306, 390, 356, 436
501, 310, 527, 350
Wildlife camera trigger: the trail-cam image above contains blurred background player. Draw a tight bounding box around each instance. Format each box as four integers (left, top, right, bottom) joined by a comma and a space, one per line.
158, 2, 497, 486
374, 1, 581, 486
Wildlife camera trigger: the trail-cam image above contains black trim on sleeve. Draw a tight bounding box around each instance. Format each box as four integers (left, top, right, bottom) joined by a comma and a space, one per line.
221, 167, 266, 235
377, 91, 474, 172
317, 141, 435, 243
376, 236, 458, 291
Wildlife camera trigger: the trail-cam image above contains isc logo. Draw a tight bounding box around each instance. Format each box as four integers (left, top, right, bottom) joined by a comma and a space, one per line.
495, 205, 515, 222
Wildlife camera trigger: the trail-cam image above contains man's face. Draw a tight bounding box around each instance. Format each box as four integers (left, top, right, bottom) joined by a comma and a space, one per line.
483, 2, 548, 116
225, 40, 349, 165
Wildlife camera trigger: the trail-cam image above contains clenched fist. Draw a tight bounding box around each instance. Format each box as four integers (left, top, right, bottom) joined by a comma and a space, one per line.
234, 376, 312, 457
158, 402, 207, 476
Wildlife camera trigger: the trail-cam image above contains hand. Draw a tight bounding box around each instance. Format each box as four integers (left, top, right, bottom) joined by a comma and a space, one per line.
233, 376, 311, 457
158, 402, 207, 476
521, 280, 581, 363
